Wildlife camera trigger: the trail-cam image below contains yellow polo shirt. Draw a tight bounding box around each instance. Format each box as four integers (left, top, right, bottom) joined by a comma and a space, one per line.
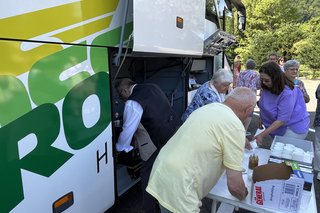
146, 103, 245, 213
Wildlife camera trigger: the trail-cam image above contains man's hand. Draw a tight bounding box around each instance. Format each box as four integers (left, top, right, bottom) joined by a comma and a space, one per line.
245, 138, 252, 150
226, 168, 248, 200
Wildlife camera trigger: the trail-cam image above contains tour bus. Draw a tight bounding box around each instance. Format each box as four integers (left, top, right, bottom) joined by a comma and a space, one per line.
0, 0, 245, 212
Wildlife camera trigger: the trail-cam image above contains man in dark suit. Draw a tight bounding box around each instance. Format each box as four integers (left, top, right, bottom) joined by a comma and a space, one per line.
115, 78, 181, 212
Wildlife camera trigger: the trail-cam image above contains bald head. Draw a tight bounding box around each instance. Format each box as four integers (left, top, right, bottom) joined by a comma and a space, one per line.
226, 87, 257, 106
224, 87, 257, 122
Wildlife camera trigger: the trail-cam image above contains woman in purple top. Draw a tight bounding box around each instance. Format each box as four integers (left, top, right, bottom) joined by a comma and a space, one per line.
255, 62, 310, 145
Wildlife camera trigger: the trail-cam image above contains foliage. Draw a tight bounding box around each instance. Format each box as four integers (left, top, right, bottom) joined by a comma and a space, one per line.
293, 17, 320, 79
229, 0, 320, 79
300, 65, 320, 79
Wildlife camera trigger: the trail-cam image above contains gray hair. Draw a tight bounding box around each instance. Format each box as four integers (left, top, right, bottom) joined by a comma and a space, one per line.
226, 87, 257, 107
246, 59, 256, 70
114, 78, 135, 93
212, 68, 233, 84
284, 60, 300, 71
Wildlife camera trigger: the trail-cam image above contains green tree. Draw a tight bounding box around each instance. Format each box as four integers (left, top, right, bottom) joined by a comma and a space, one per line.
297, 0, 320, 22
224, 0, 320, 78
293, 17, 320, 78
235, 0, 303, 66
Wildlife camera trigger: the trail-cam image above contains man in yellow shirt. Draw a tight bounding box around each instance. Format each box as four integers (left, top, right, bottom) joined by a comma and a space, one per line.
146, 87, 256, 213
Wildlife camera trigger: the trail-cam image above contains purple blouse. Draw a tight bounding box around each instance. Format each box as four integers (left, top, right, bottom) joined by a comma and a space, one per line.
259, 85, 310, 136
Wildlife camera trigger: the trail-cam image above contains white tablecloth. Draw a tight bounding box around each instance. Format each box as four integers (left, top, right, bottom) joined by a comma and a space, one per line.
207, 148, 317, 213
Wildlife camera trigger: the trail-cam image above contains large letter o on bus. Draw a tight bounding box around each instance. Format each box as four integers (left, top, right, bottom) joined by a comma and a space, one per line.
63, 72, 111, 149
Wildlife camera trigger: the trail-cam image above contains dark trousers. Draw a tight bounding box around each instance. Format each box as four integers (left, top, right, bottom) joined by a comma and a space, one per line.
140, 152, 159, 213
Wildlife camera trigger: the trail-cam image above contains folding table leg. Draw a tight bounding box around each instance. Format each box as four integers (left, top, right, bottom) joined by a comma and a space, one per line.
210, 200, 217, 213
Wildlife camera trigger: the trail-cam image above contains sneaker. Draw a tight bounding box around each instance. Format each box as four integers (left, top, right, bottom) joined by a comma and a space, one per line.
317, 172, 320, 181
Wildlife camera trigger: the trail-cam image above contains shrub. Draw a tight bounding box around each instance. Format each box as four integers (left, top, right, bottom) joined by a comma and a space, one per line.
299, 65, 320, 79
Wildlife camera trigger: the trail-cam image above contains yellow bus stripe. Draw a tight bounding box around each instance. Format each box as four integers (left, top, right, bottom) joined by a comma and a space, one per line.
0, 0, 118, 39
53, 16, 113, 43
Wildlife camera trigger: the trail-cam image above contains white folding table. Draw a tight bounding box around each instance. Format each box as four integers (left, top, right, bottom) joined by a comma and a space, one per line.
207, 148, 317, 213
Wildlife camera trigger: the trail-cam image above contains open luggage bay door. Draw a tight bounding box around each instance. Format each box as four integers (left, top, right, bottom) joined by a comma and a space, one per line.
132, 0, 205, 56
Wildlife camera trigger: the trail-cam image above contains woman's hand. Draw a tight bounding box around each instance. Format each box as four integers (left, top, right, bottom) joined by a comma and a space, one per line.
254, 134, 264, 146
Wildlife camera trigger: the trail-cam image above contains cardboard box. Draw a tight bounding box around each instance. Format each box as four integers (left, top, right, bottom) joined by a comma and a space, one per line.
252, 162, 304, 212
268, 157, 313, 191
